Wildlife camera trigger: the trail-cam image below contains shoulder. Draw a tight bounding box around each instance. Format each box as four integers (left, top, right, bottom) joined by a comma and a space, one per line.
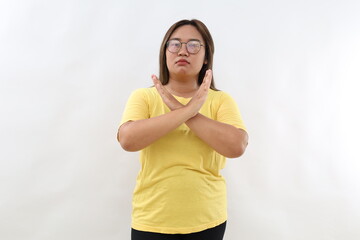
208, 89, 235, 102
130, 87, 156, 95
129, 87, 158, 100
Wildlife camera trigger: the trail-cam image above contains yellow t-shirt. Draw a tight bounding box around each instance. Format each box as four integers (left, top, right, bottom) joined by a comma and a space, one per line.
120, 87, 246, 234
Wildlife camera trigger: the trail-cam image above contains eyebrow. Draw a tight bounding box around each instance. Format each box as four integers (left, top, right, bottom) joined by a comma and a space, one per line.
169, 38, 201, 42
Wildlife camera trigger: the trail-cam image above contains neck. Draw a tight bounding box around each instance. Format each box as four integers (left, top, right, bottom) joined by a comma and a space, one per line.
166, 75, 199, 98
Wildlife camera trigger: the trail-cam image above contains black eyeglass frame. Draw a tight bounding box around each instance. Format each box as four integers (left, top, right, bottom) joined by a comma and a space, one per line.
166, 39, 204, 54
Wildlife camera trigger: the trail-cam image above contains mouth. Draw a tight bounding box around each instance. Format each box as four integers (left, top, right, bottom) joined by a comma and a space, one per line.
176, 59, 190, 64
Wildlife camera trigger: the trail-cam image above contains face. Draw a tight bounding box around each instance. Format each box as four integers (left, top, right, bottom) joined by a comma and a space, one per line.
166, 25, 207, 80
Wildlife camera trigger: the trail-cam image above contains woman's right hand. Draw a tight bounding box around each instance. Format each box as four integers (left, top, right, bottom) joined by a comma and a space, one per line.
152, 74, 184, 111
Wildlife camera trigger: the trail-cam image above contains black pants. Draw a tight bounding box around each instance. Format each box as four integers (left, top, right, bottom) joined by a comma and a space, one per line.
131, 221, 226, 240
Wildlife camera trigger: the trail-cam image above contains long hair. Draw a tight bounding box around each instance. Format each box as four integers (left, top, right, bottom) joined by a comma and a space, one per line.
158, 19, 218, 90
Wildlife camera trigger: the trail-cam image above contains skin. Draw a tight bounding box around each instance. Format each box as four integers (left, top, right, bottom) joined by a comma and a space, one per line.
118, 25, 248, 158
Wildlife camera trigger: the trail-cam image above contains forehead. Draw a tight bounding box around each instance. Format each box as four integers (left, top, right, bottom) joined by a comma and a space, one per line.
169, 25, 204, 42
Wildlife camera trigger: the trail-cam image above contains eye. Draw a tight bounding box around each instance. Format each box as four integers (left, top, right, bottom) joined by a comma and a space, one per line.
188, 41, 200, 48
187, 41, 201, 53
169, 40, 180, 47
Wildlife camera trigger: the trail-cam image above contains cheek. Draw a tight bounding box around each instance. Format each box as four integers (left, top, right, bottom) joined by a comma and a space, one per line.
166, 59, 171, 71
165, 52, 173, 68
195, 54, 207, 68
202, 52, 207, 64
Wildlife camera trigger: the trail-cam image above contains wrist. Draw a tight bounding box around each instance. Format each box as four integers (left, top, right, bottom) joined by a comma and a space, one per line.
171, 104, 184, 111
183, 105, 199, 118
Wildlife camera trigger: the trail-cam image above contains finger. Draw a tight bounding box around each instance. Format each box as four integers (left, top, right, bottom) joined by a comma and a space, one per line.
152, 75, 165, 94
201, 70, 212, 91
151, 74, 160, 86
202, 70, 212, 87
206, 69, 212, 83
151, 74, 172, 99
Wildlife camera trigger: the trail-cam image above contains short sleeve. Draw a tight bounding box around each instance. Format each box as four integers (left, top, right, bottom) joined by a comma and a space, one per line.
216, 92, 247, 131
119, 89, 150, 126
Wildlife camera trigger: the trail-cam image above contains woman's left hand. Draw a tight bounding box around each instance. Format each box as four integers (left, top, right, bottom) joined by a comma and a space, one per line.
152, 74, 184, 111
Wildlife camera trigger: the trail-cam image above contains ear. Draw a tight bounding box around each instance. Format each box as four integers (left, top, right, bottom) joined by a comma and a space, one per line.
204, 59, 208, 65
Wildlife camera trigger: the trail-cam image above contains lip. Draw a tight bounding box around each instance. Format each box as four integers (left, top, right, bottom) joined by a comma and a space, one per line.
176, 59, 190, 64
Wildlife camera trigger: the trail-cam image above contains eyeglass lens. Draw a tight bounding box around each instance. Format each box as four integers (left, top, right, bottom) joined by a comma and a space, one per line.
167, 40, 201, 54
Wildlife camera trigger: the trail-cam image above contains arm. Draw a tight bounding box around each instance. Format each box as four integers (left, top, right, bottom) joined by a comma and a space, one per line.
152, 70, 248, 158
118, 106, 195, 152
118, 71, 211, 152
186, 114, 248, 158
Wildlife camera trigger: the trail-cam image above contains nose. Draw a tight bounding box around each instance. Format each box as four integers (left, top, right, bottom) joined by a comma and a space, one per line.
178, 43, 189, 56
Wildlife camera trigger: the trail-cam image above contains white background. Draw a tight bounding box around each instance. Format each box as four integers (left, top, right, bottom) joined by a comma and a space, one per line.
1, 0, 359, 239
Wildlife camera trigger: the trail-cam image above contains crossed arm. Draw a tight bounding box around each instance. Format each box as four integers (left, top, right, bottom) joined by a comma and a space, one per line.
118, 70, 248, 158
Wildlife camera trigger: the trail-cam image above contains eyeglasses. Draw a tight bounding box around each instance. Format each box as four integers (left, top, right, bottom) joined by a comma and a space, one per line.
166, 39, 204, 54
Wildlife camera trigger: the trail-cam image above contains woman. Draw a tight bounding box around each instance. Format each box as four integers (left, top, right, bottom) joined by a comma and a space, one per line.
118, 19, 248, 240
